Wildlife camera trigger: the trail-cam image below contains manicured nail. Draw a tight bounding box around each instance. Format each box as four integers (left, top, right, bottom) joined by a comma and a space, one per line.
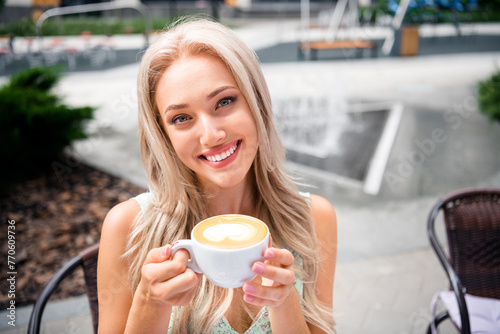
243, 283, 257, 294
265, 249, 275, 259
160, 245, 169, 258
244, 294, 255, 303
253, 262, 265, 274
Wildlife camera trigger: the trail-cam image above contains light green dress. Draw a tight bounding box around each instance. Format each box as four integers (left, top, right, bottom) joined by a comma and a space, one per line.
132, 192, 306, 334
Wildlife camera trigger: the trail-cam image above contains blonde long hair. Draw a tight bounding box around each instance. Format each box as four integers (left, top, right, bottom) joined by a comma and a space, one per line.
126, 17, 335, 333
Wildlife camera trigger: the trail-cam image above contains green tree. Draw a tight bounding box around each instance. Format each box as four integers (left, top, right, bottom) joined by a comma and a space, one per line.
0, 67, 95, 190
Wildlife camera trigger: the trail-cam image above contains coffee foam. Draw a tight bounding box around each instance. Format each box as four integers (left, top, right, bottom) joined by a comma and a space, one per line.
203, 223, 257, 242
193, 215, 268, 249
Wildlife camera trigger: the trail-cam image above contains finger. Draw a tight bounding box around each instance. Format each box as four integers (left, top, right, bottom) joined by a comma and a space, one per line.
155, 269, 202, 306
161, 249, 191, 278
144, 245, 172, 264
159, 267, 200, 294
171, 248, 191, 266
142, 249, 192, 283
264, 248, 294, 267
243, 295, 281, 307
243, 282, 280, 300
167, 268, 200, 290
242, 283, 290, 307
252, 261, 295, 286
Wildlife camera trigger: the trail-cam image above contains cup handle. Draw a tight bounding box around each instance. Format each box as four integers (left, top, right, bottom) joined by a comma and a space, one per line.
171, 240, 202, 274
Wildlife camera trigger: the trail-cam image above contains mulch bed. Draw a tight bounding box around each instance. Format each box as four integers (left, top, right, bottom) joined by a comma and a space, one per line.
0, 158, 146, 309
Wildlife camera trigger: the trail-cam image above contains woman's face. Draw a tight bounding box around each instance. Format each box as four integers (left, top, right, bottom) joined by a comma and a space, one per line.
155, 54, 259, 192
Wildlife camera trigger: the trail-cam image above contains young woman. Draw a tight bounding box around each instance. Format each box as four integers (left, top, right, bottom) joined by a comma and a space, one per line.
97, 18, 337, 334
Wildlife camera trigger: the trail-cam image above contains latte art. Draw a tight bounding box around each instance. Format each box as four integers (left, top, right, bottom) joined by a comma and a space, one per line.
203, 223, 258, 242
172, 214, 270, 288
193, 215, 268, 249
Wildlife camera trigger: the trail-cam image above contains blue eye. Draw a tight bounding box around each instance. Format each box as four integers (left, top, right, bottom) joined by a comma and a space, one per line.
172, 114, 190, 124
217, 97, 235, 108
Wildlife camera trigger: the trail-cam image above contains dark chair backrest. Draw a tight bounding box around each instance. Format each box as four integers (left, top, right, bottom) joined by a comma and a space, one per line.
28, 243, 99, 334
79, 243, 99, 333
440, 188, 500, 299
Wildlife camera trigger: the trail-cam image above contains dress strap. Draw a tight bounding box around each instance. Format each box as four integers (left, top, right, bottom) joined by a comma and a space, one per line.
298, 191, 310, 197
299, 191, 311, 203
131, 192, 153, 212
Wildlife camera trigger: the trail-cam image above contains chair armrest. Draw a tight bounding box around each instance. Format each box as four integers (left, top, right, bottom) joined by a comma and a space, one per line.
27, 254, 83, 334
427, 200, 471, 334
79, 243, 99, 262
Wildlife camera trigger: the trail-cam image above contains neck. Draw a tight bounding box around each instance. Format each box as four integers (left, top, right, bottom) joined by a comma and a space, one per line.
203, 176, 257, 217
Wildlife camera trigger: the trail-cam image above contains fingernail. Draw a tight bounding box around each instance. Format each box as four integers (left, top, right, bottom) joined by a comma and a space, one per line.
253, 262, 265, 274
160, 245, 169, 258
243, 283, 257, 294
265, 249, 275, 259
244, 295, 255, 303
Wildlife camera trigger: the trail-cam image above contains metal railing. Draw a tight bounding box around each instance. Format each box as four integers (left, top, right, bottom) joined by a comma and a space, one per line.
36, 1, 152, 45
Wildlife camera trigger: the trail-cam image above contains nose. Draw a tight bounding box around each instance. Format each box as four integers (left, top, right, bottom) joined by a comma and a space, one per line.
199, 115, 226, 147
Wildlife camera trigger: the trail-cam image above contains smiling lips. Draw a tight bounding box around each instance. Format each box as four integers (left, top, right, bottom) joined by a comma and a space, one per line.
200, 140, 240, 163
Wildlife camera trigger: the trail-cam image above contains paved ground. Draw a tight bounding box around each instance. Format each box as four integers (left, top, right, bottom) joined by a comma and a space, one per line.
2, 17, 500, 334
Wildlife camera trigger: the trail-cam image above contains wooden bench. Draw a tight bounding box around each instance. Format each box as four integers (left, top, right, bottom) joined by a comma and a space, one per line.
299, 40, 377, 60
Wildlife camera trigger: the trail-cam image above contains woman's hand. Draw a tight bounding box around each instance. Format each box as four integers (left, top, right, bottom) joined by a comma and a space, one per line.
137, 245, 202, 307
242, 247, 296, 308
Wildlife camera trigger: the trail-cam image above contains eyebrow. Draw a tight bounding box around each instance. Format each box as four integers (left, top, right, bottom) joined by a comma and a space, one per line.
163, 86, 237, 115
206, 85, 235, 101
165, 103, 189, 113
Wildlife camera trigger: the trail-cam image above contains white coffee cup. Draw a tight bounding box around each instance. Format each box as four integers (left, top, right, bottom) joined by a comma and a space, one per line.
171, 214, 269, 288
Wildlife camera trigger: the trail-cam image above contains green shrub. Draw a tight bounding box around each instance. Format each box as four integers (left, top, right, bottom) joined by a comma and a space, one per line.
478, 69, 500, 123
0, 16, 176, 37
0, 17, 35, 36
0, 67, 94, 190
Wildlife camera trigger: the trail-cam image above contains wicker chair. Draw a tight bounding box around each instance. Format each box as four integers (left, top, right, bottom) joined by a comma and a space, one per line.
28, 243, 99, 334
427, 187, 500, 334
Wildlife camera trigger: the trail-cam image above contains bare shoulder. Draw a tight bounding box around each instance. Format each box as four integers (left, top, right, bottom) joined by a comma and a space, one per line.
99, 199, 141, 269
309, 194, 337, 231
309, 194, 337, 252
101, 199, 141, 238
310, 194, 337, 292
98, 199, 141, 265
97, 199, 141, 331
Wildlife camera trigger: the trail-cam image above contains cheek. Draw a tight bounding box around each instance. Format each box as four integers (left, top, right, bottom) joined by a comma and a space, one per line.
237, 106, 258, 134
171, 143, 195, 171
243, 116, 259, 146
163, 128, 192, 162
169, 135, 190, 157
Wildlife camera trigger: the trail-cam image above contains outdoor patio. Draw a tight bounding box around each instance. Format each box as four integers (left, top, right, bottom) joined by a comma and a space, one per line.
1, 2, 500, 333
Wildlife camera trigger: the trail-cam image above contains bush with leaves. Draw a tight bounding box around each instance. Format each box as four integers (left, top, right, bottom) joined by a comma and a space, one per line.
0, 67, 94, 190
0, 16, 176, 37
478, 69, 500, 123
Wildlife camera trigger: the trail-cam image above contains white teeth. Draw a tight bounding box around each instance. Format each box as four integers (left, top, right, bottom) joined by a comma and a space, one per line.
205, 142, 239, 162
